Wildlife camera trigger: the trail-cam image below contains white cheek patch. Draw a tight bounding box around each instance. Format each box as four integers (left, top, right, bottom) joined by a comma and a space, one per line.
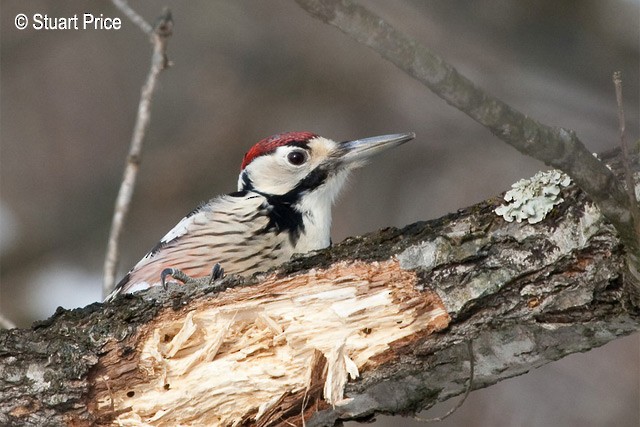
241, 137, 340, 196
243, 152, 307, 195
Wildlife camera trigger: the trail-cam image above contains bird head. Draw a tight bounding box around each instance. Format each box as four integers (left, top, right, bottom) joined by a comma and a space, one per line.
238, 131, 415, 204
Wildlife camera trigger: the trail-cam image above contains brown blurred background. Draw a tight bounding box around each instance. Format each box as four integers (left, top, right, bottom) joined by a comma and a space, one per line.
1, 1, 638, 426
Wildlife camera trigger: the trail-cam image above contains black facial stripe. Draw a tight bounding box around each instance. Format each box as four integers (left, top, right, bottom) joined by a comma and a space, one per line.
292, 166, 329, 195
240, 171, 254, 191
241, 143, 334, 245
253, 165, 330, 245
236, 167, 305, 244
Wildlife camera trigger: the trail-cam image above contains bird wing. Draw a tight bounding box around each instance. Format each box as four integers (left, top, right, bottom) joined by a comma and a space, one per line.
105, 191, 279, 300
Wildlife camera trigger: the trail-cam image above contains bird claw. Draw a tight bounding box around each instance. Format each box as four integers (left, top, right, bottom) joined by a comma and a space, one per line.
161, 268, 189, 289
207, 263, 225, 285
160, 264, 225, 290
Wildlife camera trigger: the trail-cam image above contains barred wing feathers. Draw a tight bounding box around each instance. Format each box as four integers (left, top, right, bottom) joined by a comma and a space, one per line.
106, 192, 287, 299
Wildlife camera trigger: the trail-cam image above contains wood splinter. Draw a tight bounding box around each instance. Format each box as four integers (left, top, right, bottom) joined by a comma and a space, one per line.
92, 259, 449, 426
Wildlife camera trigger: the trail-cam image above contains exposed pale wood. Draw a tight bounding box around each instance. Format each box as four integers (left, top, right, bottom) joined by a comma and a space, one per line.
1, 158, 639, 426
93, 260, 448, 425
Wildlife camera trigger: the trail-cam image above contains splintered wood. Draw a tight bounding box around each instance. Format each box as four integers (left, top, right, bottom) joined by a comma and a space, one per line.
97, 260, 449, 426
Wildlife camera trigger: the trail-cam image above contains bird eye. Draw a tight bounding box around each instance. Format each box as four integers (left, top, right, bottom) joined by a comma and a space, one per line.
287, 150, 308, 166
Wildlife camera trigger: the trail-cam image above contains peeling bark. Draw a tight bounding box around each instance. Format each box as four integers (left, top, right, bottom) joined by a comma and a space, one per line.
1, 160, 639, 426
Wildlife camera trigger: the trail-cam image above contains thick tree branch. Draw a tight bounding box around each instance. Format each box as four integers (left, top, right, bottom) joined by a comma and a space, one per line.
3, 4, 638, 426
293, 0, 640, 300
1, 156, 638, 425
102, 6, 173, 298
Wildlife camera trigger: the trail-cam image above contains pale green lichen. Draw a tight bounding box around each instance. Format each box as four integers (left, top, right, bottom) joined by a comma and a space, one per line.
495, 170, 571, 224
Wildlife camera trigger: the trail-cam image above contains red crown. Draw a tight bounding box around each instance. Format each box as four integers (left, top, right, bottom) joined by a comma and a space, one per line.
241, 131, 317, 170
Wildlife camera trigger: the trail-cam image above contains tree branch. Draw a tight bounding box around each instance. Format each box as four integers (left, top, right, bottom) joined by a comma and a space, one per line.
613, 72, 635, 213
1, 159, 638, 425
111, 0, 153, 34
4, 4, 637, 426
102, 6, 173, 298
293, 0, 640, 301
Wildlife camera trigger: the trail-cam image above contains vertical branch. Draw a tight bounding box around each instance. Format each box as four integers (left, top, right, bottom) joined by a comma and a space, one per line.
613, 72, 638, 218
102, 5, 173, 298
613, 71, 640, 305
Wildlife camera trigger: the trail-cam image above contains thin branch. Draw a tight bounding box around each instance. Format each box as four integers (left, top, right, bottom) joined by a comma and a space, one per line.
111, 0, 153, 34
294, 0, 640, 298
612, 71, 640, 303
102, 7, 173, 298
613, 72, 639, 223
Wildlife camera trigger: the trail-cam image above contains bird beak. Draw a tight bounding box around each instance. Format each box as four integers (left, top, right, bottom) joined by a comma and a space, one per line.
338, 132, 415, 166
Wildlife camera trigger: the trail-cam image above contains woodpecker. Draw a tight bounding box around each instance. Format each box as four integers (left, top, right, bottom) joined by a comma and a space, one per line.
105, 131, 414, 301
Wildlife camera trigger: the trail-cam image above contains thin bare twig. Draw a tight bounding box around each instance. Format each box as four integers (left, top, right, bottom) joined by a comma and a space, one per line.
111, 0, 153, 34
612, 71, 640, 303
102, 6, 173, 298
294, 0, 640, 297
613, 72, 639, 222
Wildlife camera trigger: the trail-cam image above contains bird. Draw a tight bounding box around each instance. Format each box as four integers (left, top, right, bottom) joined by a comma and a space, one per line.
105, 131, 414, 301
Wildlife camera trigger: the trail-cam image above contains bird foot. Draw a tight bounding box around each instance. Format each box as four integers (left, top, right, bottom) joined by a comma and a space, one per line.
161, 263, 225, 289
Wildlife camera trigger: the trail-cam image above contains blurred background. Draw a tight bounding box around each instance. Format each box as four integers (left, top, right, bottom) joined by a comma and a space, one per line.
1, 0, 638, 425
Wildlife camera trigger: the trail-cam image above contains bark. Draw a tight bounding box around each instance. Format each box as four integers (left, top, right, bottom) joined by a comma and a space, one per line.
1, 151, 638, 426
293, 0, 640, 300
